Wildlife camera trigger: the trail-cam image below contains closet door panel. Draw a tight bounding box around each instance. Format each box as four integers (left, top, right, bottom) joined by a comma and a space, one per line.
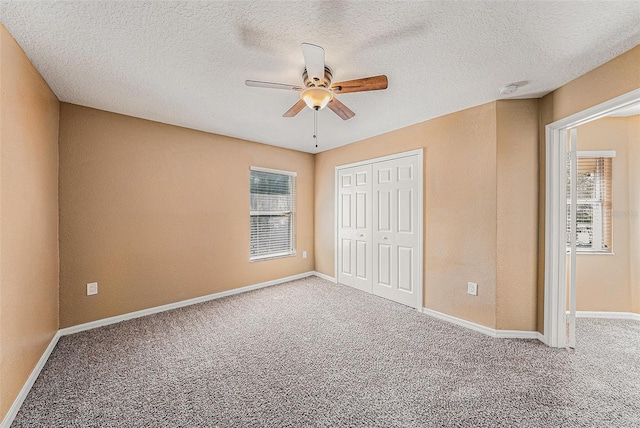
338, 165, 372, 292
373, 155, 420, 307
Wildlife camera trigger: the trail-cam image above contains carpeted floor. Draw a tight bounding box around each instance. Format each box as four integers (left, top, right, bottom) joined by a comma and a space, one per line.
11, 276, 640, 427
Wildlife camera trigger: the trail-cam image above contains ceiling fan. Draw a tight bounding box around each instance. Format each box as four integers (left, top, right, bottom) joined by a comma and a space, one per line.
245, 43, 388, 120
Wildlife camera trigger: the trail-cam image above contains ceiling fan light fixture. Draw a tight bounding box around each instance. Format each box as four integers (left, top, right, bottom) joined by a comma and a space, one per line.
301, 87, 333, 110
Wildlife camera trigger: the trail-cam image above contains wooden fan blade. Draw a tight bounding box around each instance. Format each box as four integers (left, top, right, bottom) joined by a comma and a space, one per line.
327, 97, 355, 120
245, 80, 302, 91
301, 43, 325, 83
332, 75, 388, 94
283, 99, 306, 117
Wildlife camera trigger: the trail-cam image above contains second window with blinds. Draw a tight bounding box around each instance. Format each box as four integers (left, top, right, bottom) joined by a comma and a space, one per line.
250, 167, 296, 261
567, 153, 614, 253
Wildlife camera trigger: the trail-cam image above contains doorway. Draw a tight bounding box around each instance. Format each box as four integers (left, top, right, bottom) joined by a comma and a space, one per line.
335, 149, 423, 310
544, 88, 640, 348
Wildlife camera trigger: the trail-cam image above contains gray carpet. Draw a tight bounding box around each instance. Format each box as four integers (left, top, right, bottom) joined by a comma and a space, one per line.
11, 276, 640, 427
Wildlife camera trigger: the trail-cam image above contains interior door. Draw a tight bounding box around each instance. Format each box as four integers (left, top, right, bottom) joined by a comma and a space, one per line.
372, 155, 420, 308
337, 164, 372, 292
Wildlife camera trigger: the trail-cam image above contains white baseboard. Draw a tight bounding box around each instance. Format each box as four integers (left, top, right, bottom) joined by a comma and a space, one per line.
575, 311, 640, 321
59, 271, 316, 336
312, 271, 336, 282
1, 331, 61, 428
421, 307, 541, 340
495, 329, 540, 339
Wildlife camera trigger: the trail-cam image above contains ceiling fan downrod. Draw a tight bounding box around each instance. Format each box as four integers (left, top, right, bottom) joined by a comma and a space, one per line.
313, 109, 318, 148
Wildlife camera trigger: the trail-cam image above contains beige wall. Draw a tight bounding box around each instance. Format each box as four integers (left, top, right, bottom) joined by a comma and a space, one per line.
496, 100, 539, 330
315, 100, 539, 330
0, 25, 60, 420
538, 44, 640, 332
571, 117, 632, 312
58, 104, 314, 327
548, 46, 640, 123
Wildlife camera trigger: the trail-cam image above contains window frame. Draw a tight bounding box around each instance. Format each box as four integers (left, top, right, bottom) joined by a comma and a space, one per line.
566, 151, 614, 254
249, 166, 297, 262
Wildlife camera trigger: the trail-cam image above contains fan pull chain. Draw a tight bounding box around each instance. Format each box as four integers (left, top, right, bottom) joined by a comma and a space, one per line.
313, 109, 318, 148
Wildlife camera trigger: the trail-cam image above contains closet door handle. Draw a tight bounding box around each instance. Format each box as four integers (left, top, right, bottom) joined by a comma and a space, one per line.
383, 236, 388, 240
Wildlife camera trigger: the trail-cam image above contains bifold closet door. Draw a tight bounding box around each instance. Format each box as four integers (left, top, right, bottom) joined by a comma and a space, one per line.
372, 155, 420, 307
337, 164, 372, 293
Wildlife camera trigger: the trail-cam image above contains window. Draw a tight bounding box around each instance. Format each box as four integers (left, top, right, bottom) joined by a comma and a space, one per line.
566, 154, 613, 253
250, 167, 296, 261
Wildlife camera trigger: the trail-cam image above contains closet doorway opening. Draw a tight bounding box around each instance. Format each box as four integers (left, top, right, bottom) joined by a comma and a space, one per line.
334, 149, 423, 310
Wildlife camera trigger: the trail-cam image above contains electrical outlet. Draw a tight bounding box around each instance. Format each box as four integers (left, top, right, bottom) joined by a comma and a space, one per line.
87, 282, 98, 296
467, 282, 478, 296
302, 251, 307, 259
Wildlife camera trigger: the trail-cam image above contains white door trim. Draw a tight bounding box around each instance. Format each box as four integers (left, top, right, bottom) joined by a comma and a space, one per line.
335, 149, 424, 310
543, 88, 640, 347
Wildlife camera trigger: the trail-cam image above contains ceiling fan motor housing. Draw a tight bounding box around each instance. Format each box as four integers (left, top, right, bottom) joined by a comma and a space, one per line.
302, 67, 333, 88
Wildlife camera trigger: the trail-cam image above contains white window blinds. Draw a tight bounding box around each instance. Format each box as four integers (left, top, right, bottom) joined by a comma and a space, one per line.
250, 167, 296, 261
566, 156, 613, 252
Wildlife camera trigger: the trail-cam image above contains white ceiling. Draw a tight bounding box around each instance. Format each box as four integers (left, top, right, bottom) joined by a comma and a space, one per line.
1, 1, 639, 153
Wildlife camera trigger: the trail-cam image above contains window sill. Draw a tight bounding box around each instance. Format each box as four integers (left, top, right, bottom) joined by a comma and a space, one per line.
566, 250, 615, 256
250, 252, 296, 262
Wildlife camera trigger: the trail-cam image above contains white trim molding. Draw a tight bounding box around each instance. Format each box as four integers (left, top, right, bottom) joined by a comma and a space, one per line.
1, 331, 61, 428
421, 308, 540, 340
334, 149, 424, 171
249, 165, 297, 176
312, 271, 336, 283
575, 311, 640, 321
577, 150, 616, 158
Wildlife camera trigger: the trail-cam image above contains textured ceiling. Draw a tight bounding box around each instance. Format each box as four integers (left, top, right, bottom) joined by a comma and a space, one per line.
1, 1, 639, 153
